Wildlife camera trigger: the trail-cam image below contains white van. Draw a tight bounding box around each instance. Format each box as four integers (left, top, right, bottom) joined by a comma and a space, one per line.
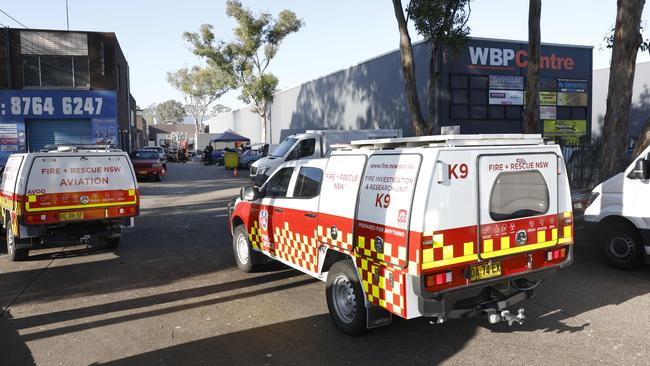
230, 134, 574, 335
0, 148, 139, 261
250, 129, 402, 185
584, 145, 650, 269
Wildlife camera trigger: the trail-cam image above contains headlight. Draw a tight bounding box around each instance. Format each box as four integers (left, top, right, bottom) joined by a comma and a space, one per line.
257, 166, 269, 175
153, 164, 161, 168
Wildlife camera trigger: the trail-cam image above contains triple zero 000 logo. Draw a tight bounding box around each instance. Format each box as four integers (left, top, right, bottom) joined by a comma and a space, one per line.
80, 196, 90, 204
259, 209, 268, 231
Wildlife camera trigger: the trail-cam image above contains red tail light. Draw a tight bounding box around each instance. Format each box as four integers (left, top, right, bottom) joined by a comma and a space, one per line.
425, 271, 452, 287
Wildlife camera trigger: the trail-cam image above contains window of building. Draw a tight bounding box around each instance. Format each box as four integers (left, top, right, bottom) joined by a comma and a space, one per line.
490, 170, 549, 221
293, 167, 323, 198
23, 55, 89, 88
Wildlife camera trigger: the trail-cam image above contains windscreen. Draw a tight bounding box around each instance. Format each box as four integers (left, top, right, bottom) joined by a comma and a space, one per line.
131, 151, 159, 160
270, 138, 297, 157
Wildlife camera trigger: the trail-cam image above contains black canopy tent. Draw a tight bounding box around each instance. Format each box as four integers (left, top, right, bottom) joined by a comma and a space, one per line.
212, 130, 250, 143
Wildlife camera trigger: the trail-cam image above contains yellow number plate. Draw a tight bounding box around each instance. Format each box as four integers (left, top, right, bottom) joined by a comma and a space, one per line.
59, 211, 84, 221
469, 262, 502, 282
138, 170, 147, 174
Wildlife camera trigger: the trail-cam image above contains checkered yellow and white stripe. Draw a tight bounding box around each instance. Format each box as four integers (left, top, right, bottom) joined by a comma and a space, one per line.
356, 235, 407, 267
316, 225, 353, 253
357, 257, 406, 317
273, 222, 319, 273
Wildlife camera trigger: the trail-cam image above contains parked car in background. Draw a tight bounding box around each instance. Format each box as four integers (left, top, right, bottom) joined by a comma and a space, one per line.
144, 146, 167, 170
238, 149, 264, 169
130, 150, 164, 181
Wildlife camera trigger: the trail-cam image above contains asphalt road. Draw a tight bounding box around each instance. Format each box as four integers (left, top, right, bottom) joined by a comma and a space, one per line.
1, 162, 649, 366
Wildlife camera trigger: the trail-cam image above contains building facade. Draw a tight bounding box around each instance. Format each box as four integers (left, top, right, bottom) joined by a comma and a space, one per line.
0, 27, 134, 158
207, 37, 593, 144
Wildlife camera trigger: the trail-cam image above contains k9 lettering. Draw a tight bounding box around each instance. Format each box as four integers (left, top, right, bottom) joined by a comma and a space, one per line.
9, 96, 103, 116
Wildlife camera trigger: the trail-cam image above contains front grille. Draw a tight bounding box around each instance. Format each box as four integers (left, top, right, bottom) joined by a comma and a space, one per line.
135, 164, 153, 169
250, 166, 257, 175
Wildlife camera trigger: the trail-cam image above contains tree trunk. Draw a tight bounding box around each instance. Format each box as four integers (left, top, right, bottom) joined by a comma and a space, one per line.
261, 111, 267, 143
428, 40, 440, 135
391, 0, 426, 136
632, 117, 650, 159
601, 0, 646, 181
524, 0, 541, 134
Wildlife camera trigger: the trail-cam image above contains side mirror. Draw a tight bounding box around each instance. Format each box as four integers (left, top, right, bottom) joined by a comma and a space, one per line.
240, 185, 261, 201
633, 158, 649, 180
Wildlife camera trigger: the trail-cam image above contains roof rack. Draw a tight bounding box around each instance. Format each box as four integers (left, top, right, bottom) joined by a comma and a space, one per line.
41, 144, 123, 153
345, 134, 545, 150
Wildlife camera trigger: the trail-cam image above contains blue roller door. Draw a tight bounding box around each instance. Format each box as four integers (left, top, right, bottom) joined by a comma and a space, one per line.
26, 119, 93, 152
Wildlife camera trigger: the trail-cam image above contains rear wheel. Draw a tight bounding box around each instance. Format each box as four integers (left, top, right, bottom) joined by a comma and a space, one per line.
6, 226, 28, 262
326, 260, 367, 336
233, 225, 263, 272
600, 222, 644, 269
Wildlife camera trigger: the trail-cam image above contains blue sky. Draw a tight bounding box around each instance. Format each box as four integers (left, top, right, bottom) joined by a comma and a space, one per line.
1, 1, 649, 110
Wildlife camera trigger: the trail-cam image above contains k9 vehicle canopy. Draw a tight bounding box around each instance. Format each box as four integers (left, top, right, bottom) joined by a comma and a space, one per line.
1, 148, 139, 261
230, 134, 574, 335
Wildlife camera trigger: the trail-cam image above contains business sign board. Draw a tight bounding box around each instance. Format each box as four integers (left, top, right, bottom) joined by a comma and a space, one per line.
540, 106, 557, 120
0, 90, 118, 154
558, 79, 587, 93
489, 75, 524, 90
543, 120, 587, 144
489, 90, 524, 105
540, 78, 557, 91
557, 92, 588, 106
540, 92, 557, 106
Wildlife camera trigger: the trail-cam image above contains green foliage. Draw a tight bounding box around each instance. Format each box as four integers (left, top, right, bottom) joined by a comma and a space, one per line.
167, 66, 234, 132
407, 0, 471, 54
183, 1, 304, 117
155, 100, 185, 124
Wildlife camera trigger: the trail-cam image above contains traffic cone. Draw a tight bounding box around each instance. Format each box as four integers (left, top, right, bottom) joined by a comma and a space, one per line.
233, 167, 238, 177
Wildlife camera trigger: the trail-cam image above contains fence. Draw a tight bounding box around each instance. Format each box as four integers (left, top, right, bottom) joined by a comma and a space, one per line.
561, 142, 602, 190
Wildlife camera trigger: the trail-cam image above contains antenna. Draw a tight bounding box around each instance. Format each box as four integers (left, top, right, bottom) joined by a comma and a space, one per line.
65, 0, 69, 30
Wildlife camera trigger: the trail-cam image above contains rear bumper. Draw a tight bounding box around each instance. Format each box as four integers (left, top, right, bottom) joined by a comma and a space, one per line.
415, 246, 573, 319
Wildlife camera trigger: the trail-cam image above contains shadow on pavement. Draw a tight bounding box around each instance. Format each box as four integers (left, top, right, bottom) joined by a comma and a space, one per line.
0, 312, 35, 366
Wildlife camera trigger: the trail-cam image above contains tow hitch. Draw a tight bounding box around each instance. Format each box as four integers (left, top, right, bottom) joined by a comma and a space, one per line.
487, 308, 526, 326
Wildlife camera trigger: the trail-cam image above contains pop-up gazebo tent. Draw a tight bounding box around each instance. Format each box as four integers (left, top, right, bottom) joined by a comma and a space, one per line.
212, 129, 250, 143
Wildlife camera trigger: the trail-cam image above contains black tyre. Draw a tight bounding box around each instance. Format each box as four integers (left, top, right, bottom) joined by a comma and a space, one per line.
601, 222, 644, 270
326, 260, 368, 336
232, 225, 263, 272
6, 226, 28, 262
105, 236, 121, 250
155, 174, 163, 182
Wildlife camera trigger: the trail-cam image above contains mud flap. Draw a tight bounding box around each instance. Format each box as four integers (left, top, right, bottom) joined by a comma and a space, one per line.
366, 302, 392, 329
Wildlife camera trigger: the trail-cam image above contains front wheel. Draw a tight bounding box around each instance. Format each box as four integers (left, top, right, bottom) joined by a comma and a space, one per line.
326, 260, 367, 336
6, 226, 28, 262
601, 223, 644, 270
232, 225, 263, 272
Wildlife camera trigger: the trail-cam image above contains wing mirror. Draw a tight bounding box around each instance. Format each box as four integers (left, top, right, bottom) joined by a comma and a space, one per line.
240, 185, 261, 201
632, 158, 650, 180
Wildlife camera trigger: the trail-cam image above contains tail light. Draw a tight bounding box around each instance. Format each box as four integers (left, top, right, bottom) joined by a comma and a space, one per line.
425, 271, 452, 287
545, 247, 567, 262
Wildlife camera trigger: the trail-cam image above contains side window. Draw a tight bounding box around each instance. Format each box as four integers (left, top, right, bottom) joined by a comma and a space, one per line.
293, 167, 323, 198
264, 167, 294, 198
296, 138, 316, 158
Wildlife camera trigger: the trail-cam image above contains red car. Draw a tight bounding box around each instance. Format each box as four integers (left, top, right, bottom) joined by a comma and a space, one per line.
130, 150, 165, 181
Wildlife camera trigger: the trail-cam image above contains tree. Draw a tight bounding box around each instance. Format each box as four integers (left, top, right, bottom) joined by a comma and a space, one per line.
155, 100, 185, 124
600, 0, 646, 181
167, 66, 234, 134
523, 0, 541, 133
392, 0, 471, 136
142, 102, 157, 124
211, 104, 232, 116
184, 0, 304, 142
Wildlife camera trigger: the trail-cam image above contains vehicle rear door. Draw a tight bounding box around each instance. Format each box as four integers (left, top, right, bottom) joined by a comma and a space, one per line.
477, 152, 559, 264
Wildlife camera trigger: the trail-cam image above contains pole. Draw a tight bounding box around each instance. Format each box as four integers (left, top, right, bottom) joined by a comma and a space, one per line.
65, 0, 70, 30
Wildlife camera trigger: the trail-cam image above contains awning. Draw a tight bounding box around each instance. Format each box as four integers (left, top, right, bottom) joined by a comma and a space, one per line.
212, 129, 250, 143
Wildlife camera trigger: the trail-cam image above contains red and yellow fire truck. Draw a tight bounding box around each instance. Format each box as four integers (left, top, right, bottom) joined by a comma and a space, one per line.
229, 134, 573, 335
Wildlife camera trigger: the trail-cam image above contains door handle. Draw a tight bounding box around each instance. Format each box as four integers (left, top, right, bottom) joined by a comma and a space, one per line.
274, 207, 284, 213
304, 213, 317, 218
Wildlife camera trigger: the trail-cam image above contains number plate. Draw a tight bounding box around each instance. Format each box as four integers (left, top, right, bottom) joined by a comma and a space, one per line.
59, 211, 84, 221
138, 170, 147, 174
469, 262, 502, 282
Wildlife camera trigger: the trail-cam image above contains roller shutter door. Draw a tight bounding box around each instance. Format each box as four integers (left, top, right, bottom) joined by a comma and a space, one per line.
26, 119, 93, 152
